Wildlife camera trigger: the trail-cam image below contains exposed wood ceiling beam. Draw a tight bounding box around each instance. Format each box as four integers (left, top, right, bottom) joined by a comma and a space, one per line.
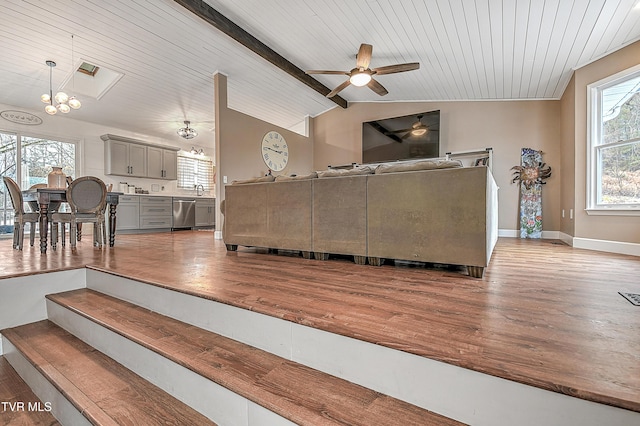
173, 0, 348, 109
368, 121, 402, 143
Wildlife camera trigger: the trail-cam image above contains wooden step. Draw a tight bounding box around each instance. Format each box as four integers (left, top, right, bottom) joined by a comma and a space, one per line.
0, 355, 61, 425
47, 288, 465, 426
1, 321, 215, 425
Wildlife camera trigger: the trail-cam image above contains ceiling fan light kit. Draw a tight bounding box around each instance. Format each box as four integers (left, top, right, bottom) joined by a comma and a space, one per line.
350, 70, 372, 86
306, 43, 420, 98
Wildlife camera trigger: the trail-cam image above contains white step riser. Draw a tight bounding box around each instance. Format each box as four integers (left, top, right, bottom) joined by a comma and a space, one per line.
46, 299, 295, 426
1, 337, 92, 426
0, 269, 86, 355
86, 269, 640, 426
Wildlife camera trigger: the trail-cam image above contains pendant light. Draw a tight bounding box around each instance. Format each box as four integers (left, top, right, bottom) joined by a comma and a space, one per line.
41, 35, 81, 115
41, 59, 81, 115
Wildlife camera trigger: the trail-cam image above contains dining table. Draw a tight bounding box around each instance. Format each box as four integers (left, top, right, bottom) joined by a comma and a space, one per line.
22, 188, 122, 253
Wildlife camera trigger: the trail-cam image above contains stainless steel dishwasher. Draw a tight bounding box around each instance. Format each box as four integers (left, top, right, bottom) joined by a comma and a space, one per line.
172, 197, 196, 230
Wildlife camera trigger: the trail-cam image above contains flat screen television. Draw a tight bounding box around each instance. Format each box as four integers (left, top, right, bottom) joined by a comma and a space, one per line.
362, 110, 440, 164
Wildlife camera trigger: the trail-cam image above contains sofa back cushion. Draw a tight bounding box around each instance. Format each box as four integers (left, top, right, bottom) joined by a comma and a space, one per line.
374, 159, 462, 174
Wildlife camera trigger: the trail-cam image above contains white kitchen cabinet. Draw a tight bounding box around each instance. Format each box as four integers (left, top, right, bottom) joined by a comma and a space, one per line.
147, 147, 177, 180
195, 198, 216, 228
104, 139, 147, 177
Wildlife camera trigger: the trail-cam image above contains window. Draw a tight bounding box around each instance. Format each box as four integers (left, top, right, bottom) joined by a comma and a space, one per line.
0, 131, 76, 231
177, 154, 215, 190
588, 65, 640, 214
21, 135, 76, 187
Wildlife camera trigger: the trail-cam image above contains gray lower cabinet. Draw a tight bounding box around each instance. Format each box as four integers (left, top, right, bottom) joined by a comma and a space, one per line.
195, 198, 216, 228
115, 195, 140, 230
114, 195, 172, 232
140, 196, 172, 229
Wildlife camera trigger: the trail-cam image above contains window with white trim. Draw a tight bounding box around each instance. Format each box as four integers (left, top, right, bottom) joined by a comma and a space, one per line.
177, 154, 215, 190
1, 131, 77, 229
588, 65, 640, 214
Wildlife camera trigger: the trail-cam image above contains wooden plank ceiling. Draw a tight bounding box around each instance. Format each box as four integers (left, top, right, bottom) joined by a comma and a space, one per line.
0, 0, 639, 141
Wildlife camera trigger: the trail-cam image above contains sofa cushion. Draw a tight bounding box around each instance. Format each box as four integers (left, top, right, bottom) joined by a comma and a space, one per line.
374, 159, 463, 174
231, 175, 276, 184
274, 172, 318, 182
316, 165, 377, 178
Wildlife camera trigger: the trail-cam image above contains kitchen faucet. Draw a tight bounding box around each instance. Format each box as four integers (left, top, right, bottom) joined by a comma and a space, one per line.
196, 184, 204, 196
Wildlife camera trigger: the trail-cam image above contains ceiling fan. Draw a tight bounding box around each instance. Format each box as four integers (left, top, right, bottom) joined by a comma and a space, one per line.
306, 43, 420, 98
386, 114, 437, 139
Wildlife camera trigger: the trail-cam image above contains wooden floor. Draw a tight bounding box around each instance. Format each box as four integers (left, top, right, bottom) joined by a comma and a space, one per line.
1, 231, 639, 414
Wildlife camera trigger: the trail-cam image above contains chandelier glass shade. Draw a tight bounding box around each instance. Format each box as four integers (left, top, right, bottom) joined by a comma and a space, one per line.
41, 60, 81, 115
178, 120, 198, 139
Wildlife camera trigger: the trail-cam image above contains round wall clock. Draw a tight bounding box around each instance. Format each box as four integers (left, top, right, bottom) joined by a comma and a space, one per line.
261, 131, 289, 172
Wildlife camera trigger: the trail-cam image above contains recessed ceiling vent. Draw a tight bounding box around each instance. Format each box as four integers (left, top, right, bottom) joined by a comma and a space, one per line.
59, 59, 124, 100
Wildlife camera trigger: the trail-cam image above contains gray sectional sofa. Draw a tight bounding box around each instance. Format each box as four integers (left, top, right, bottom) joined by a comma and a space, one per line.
222, 160, 498, 277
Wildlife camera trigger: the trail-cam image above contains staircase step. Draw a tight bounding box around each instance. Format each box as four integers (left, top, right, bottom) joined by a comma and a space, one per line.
1, 321, 215, 425
47, 288, 464, 426
0, 355, 61, 425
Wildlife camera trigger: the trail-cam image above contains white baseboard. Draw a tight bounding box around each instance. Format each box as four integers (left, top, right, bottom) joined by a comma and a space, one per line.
214, 230, 223, 240
498, 229, 560, 239
498, 229, 640, 257
559, 232, 574, 246
572, 237, 640, 257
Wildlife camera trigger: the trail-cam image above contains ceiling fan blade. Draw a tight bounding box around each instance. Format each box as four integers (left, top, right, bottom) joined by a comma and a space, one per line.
386, 127, 414, 134
367, 78, 388, 96
373, 62, 420, 75
356, 43, 373, 69
306, 70, 349, 75
387, 126, 439, 135
327, 80, 352, 98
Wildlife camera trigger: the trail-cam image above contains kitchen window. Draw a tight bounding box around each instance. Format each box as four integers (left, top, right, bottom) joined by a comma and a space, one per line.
587, 65, 640, 215
177, 154, 215, 190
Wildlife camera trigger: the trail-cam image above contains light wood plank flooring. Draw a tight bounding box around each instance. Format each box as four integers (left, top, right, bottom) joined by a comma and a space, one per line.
1, 231, 639, 413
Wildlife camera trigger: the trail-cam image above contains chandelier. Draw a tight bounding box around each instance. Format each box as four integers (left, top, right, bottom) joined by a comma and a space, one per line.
177, 120, 198, 139
41, 60, 81, 115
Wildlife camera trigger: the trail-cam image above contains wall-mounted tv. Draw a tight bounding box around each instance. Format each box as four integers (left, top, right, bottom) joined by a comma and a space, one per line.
362, 110, 440, 164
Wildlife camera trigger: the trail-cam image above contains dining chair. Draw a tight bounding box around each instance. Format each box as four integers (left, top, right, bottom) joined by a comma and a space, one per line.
2, 176, 40, 250
51, 176, 107, 248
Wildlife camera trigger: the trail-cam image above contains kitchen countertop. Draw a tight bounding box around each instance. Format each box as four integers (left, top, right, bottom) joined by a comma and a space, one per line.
118, 193, 215, 199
